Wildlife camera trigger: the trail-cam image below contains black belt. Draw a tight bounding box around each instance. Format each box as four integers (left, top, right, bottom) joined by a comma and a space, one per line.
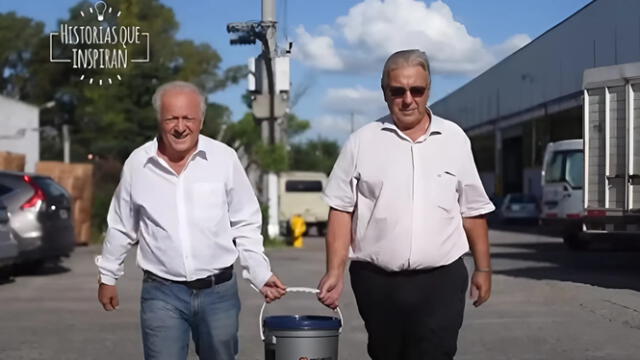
143, 265, 234, 290
351, 259, 461, 276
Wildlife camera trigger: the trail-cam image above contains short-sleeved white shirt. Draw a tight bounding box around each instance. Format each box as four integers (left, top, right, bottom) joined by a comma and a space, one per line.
323, 110, 495, 271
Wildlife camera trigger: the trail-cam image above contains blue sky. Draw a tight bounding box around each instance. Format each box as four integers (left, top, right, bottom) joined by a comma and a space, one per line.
1, 0, 591, 143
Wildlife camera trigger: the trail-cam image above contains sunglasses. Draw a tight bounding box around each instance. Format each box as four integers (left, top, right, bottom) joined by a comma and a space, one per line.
387, 86, 427, 98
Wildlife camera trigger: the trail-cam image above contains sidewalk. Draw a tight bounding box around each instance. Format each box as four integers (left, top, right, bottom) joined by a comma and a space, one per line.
5, 232, 639, 359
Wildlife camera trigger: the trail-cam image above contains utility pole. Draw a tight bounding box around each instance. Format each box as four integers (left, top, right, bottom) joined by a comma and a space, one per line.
350, 112, 355, 133
227, 0, 291, 239
261, 0, 277, 145
62, 124, 70, 163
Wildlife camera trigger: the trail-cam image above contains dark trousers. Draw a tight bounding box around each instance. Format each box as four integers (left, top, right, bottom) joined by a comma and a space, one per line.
350, 258, 468, 360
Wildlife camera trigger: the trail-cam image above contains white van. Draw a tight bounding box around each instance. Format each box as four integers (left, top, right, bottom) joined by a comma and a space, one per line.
278, 171, 329, 236
540, 139, 584, 247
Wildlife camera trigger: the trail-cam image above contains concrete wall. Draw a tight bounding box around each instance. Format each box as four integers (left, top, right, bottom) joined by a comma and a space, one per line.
0, 96, 39, 172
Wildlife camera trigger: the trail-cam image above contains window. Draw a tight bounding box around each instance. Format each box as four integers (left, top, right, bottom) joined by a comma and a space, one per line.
565, 151, 584, 188
545, 153, 564, 183
509, 194, 538, 204
544, 150, 583, 189
285, 180, 323, 192
33, 178, 68, 198
0, 183, 14, 197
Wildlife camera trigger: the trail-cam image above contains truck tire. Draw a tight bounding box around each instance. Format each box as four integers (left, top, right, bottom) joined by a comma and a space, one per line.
563, 234, 589, 251
316, 223, 327, 237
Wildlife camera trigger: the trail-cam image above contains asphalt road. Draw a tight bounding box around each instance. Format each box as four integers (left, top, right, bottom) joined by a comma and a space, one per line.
1, 227, 639, 359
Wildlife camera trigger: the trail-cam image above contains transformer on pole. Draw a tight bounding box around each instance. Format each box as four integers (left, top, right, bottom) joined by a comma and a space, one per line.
227, 0, 291, 238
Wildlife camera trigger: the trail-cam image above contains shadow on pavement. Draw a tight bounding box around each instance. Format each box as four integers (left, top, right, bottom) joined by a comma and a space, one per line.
488, 219, 553, 237
11, 260, 71, 277
491, 241, 640, 292
0, 275, 15, 285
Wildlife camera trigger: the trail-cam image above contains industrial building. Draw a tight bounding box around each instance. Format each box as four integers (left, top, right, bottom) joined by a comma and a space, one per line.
0, 95, 40, 172
431, 0, 640, 199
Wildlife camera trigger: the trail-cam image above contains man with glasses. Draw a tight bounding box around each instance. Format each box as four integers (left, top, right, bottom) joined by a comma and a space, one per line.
318, 49, 495, 360
96, 81, 286, 360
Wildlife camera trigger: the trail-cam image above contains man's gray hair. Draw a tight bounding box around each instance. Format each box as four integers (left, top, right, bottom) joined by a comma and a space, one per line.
151, 81, 207, 121
380, 49, 431, 90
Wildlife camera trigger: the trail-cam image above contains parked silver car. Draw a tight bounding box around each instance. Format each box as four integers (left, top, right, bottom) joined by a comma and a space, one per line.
0, 171, 75, 267
498, 193, 540, 224
0, 199, 19, 269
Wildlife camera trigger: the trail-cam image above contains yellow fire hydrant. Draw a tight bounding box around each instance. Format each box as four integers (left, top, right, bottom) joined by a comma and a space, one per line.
290, 214, 307, 248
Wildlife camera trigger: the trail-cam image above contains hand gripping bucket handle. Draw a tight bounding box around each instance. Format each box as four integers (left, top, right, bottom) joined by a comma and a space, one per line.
259, 286, 344, 341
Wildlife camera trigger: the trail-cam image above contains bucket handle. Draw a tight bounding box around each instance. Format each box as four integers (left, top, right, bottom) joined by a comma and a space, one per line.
258, 286, 344, 341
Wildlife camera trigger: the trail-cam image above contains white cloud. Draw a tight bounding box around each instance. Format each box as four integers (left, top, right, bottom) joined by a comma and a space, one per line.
294, 26, 344, 71
293, 0, 531, 76
323, 86, 387, 115
299, 86, 389, 143
303, 113, 374, 144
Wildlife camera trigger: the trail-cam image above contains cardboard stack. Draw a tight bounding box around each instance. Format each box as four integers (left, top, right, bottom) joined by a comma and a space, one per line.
36, 161, 94, 245
0, 151, 26, 172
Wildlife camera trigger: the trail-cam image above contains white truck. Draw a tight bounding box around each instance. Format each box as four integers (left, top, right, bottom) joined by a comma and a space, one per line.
541, 139, 586, 248
541, 62, 640, 249
278, 171, 329, 236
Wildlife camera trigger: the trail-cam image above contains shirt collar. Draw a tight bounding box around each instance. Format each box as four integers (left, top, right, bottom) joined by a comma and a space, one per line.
380, 106, 444, 142
144, 134, 208, 162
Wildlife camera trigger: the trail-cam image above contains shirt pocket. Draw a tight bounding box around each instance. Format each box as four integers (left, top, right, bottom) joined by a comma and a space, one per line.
431, 171, 459, 216
189, 182, 227, 221
358, 178, 383, 201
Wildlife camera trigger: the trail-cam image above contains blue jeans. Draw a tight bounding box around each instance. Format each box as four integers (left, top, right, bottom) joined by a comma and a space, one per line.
140, 272, 241, 360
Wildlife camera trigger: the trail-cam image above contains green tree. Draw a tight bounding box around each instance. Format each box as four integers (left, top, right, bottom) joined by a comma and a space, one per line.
0, 0, 245, 162
286, 113, 310, 139
289, 138, 340, 175
221, 112, 283, 172
227, 90, 340, 175
220, 110, 314, 173
0, 1, 251, 240
0, 12, 45, 100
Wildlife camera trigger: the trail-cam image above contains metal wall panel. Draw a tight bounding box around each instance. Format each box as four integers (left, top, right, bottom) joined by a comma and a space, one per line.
587, 88, 605, 208
632, 84, 640, 210
607, 86, 626, 209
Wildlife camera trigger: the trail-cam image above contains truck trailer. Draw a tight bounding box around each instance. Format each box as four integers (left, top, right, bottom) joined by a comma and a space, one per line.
541, 62, 640, 249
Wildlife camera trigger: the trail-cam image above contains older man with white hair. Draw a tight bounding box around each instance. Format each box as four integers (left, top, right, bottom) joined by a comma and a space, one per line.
96, 80, 286, 360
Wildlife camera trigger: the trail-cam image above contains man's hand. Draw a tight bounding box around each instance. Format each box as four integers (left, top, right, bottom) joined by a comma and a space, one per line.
98, 283, 120, 311
261, 274, 287, 303
469, 270, 491, 307
317, 272, 344, 309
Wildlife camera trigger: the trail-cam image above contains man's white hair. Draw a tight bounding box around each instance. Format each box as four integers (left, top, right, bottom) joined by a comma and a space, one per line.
151, 81, 207, 121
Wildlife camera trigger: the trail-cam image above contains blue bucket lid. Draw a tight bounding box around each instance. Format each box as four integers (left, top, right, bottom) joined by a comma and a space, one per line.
264, 315, 341, 330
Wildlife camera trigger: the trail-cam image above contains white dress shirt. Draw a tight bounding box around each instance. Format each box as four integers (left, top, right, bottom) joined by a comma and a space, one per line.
323, 110, 495, 271
96, 135, 272, 288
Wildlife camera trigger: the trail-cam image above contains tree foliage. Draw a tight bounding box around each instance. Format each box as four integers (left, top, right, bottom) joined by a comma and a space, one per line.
289, 138, 340, 175
0, 0, 341, 184
0, 0, 243, 162
0, 12, 45, 99
220, 109, 339, 175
